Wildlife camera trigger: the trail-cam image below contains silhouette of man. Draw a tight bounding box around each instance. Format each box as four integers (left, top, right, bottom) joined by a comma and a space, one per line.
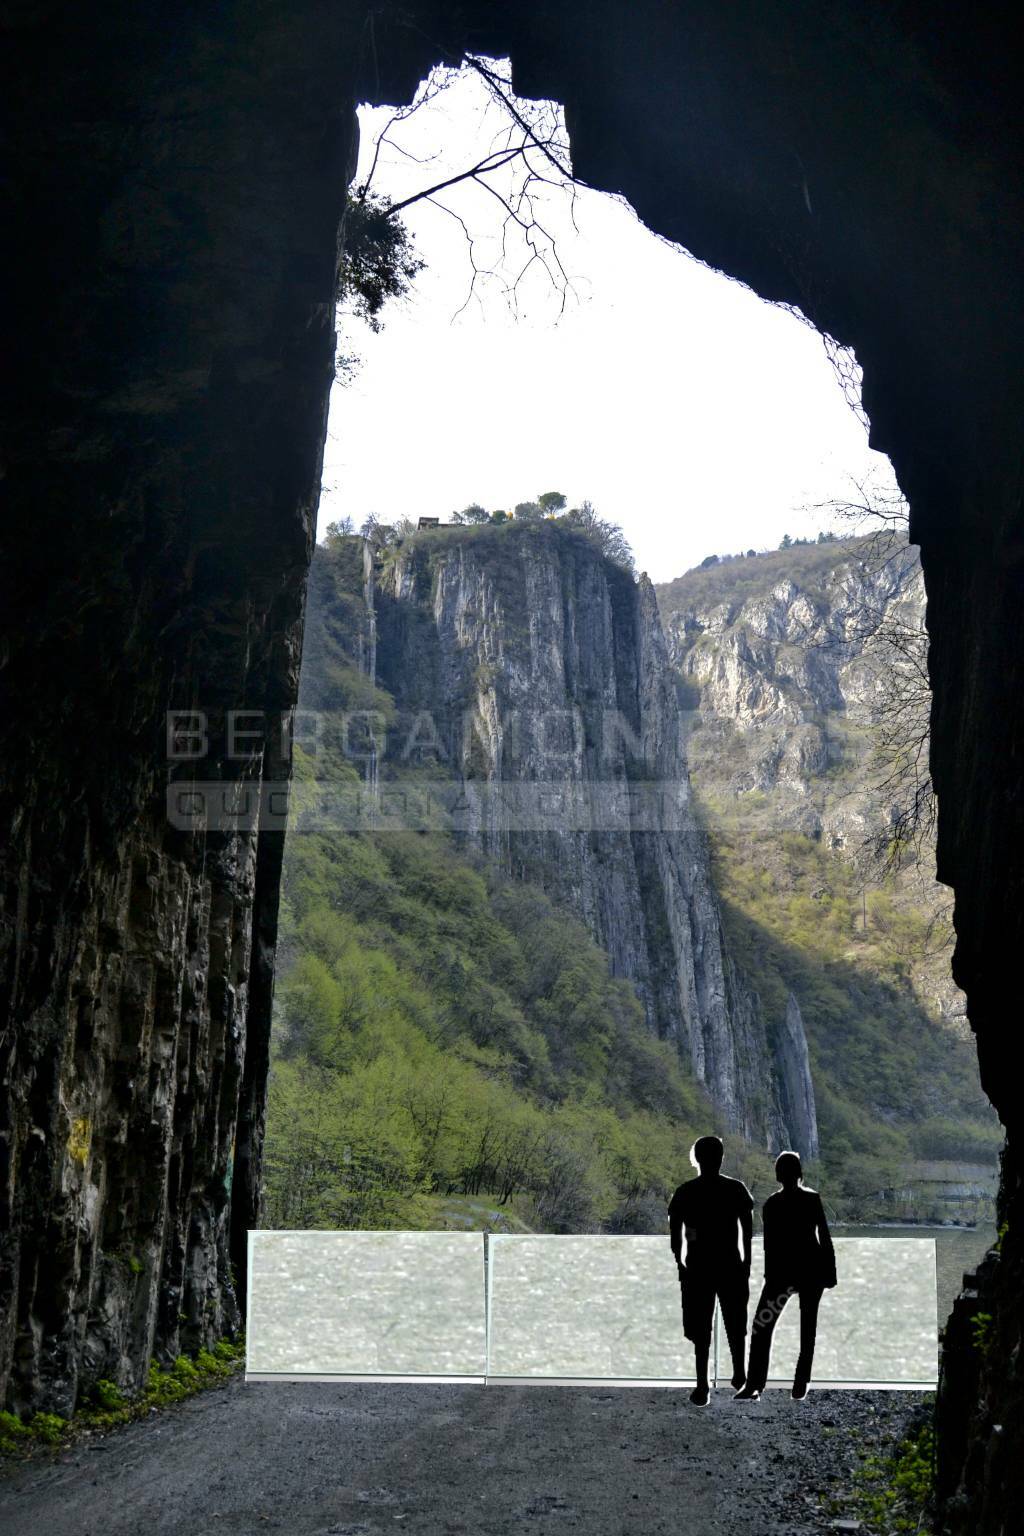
668, 1134, 753, 1406
735, 1150, 837, 1401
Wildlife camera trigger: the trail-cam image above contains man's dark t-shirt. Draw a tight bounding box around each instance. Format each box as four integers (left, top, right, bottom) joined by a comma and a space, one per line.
668, 1174, 753, 1273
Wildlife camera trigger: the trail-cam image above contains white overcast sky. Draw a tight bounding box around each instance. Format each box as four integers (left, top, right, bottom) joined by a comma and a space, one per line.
318, 65, 900, 583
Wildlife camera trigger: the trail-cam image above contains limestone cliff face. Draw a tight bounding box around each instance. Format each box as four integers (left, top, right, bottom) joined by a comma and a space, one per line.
662, 540, 922, 780
368, 525, 814, 1151
777, 993, 819, 1161
657, 539, 966, 1031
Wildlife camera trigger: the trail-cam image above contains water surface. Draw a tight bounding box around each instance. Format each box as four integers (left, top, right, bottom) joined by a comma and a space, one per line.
833, 1223, 997, 1326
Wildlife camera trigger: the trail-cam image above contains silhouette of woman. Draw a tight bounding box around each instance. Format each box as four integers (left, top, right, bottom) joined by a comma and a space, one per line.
734, 1151, 837, 1400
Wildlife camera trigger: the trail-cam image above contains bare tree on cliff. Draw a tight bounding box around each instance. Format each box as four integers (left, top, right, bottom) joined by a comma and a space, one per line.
565, 500, 636, 573
808, 475, 936, 873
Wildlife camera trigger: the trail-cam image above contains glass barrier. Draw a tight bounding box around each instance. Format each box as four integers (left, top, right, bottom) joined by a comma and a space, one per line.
246, 1230, 487, 1381
485, 1234, 695, 1384
246, 1232, 937, 1387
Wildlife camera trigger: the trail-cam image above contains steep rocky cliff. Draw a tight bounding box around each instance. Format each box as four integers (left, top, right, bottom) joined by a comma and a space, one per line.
658, 537, 966, 1031
345, 523, 817, 1153
654, 540, 999, 1215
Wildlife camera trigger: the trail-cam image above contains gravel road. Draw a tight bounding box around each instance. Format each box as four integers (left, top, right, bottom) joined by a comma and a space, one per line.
0, 1377, 926, 1535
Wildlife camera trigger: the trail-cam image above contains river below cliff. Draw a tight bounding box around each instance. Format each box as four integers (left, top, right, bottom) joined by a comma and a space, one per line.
833, 1222, 997, 1326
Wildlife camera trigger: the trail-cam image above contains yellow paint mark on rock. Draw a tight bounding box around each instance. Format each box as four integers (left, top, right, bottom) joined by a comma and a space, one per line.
68, 1116, 91, 1167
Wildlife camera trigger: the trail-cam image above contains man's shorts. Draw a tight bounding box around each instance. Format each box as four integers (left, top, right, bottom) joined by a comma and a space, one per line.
680, 1268, 750, 1345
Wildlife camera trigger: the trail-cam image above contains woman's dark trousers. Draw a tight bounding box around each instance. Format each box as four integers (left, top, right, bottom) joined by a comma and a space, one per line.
746, 1282, 824, 1389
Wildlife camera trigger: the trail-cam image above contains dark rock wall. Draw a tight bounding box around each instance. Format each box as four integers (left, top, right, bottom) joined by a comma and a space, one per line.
2, 5, 1021, 1526
0, 4, 366, 1413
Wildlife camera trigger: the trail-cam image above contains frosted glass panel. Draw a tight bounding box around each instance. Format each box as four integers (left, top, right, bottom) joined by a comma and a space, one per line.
246, 1231, 486, 1379
486, 1235, 697, 1382
246, 1232, 936, 1386
718, 1238, 937, 1385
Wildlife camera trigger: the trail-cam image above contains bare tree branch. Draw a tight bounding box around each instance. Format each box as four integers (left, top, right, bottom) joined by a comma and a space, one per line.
466, 55, 576, 183
354, 57, 584, 319
423, 195, 484, 321
386, 142, 531, 217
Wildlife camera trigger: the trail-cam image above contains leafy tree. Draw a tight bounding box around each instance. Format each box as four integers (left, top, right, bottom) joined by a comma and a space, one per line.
489, 509, 509, 524
514, 501, 543, 522
337, 192, 424, 333
537, 491, 567, 517
700, 554, 720, 569
323, 517, 355, 546
452, 503, 489, 525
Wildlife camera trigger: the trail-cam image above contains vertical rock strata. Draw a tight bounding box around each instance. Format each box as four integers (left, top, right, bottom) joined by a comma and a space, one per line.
776, 994, 820, 1162
374, 528, 811, 1150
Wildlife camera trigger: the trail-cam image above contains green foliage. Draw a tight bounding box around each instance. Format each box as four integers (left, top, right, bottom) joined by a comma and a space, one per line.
92, 1378, 126, 1411
0, 1336, 246, 1461
970, 1310, 993, 1357
838, 1417, 935, 1535
562, 500, 634, 570
29, 1413, 66, 1446
0, 1409, 31, 1455
338, 193, 423, 332
705, 820, 998, 1213
908, 1116, 1001, 1163
266, 823, 724, 1233
512, 493, 566, 523
339, 496, 635, 581
323, 516, 355, 543
658, 534, 876, 616
0, 1410, 68, 1453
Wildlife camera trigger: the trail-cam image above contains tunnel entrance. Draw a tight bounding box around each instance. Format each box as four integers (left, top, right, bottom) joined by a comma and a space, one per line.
3, 8, 1021, 1530
261, 61, 998, 1341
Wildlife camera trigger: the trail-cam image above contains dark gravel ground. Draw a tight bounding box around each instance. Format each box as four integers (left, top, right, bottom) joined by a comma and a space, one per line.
0, 1377, 927, 1536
